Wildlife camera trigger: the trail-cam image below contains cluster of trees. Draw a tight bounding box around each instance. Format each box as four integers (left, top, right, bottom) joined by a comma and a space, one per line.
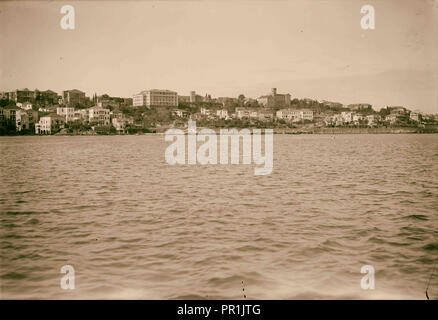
34, 92, 57, 106
289, 98, 377, 115
64, 121, 92, 134
0, 118, 17, 135
190, 117, 297, 129
0, 99, 16, 108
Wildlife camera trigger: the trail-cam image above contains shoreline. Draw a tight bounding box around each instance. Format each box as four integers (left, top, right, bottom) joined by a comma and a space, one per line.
1, 127, 437, 136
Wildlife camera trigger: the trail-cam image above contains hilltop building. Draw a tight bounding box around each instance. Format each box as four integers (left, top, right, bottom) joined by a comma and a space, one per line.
36, 89, 58, 105
320, 100, 344, 108
387, 106, 407, 115
190, 91, 203, 103
217, 97, 238, 108
63, 89, 86, 107
178, 95, 191, 103
1, 89, 60, 105
8, 89, 35, 103
257, 88, 291, 109
133, 89, 178, 107
97, 94, 132, 109
348, 103, 372, 111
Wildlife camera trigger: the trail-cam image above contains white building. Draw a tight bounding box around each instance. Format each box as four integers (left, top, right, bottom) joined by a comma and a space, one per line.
57, 106, 75, 122
216, 109, 228, 119
385, 114, 398, 124
353, 114, 366, 124
200, 107, 209, 115
38, 107, 51, 112
341, 112, 353, 123
366, 115, 379, 126
112, 114, 134, 133
15, 109, 29, 131
35, 114, 65, 134
133, 89, 178, 107
72, 109, 89, 122
276, 109, 313, 122
249, 110, 259, 118
300, 109, 314, 121
133, 93, 146, 107
17, 101, 33, 110
172, 109, 188, 117
235, 107, 251, 119
276, 109, 299, 121
89, 107, 110, 126
410, 111, 420, 122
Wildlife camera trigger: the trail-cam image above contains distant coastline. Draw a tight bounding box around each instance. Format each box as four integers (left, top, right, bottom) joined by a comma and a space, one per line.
1, 126, 437, 136
2, 89, 437, 136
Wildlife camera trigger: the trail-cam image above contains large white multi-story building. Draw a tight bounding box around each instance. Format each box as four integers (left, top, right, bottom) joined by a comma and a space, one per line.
133, 93, 146, 107
57, 106, 75, 122
300, 109, 314, 121
73, 109, 89, 122
133, 89, 178, 107
89, 106, 110, 126
276, 109, 301, 121
276, 109, 314, 122
35, 114, 65, 134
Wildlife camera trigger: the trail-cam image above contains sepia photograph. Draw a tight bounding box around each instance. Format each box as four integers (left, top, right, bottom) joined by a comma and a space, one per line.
0, 0, 437, 310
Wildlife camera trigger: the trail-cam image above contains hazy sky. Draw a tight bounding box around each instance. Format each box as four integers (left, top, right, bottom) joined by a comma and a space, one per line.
1, 0, 437, 112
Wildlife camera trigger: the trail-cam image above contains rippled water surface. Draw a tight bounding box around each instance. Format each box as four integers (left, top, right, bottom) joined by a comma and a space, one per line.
1, 134, 437, 299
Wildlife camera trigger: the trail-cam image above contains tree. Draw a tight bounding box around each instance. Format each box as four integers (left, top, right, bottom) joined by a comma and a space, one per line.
379, 107, 390, 118
0, 99, 15, 108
